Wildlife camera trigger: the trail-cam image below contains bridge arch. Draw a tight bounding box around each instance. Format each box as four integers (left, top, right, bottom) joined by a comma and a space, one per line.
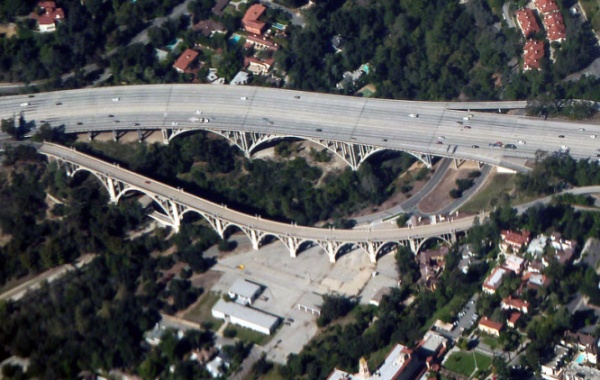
114, 187, 172, 217
415, 235, 453, 254
375, 241, 400, 260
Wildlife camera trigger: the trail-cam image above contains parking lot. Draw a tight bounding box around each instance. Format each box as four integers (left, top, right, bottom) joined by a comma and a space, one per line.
209, 233, 381, 363
436, 294, 479, 340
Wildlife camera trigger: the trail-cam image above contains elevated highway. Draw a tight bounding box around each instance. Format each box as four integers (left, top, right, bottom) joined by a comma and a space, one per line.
3, 85, 599, 172
40, 143, 482, 263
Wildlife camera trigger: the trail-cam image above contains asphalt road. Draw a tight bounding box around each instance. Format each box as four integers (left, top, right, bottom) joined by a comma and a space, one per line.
39, 142, 480, 244
6, 85, 598, 172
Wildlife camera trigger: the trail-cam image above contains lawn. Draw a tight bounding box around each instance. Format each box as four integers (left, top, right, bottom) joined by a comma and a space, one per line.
481, 335, 499, 349
182, 291, 224, 331
459, 173, 516, 213
226, 323, 276, 346
444, 350, 492, 377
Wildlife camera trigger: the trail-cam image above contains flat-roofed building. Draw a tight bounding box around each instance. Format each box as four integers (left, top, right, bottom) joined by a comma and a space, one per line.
482, 267, 507, 294
211, 299, 279, 335
502, 254, 526, 274
228, 278, 262, 305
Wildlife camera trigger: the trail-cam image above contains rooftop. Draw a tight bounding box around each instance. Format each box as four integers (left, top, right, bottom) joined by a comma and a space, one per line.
212, 299, 279, 329
228, 278, 262, 300
503, 254, 526, 273
534, 0, 560, 14
479, 317, 504, 331
377, 344, 416, 379
172, 48, 199, 73
483, 267, 507, 291
516, 8, 541, 38
523, 39, 544, 70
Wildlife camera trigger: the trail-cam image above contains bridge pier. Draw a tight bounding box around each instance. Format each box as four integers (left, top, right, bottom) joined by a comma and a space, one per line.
88, 131, 98, 141
453, 158, 466, 170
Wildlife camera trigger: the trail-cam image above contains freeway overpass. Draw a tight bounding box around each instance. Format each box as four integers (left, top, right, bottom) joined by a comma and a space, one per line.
40, 143, 482, 263
3, 85, 598, 172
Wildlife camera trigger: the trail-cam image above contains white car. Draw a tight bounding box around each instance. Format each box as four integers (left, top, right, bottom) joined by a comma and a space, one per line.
171, 122, 179, 126
112, 97, 120, 102
463, 116, 471, 120
409, 113, 418, 118
195, 110, 202, 115
20, 102, 29, 107
240, 97, 248, 100
189, 117, 200, 122
438, 136, 446, 140
518, 140, 526, 145
202, 118, 210, 123
579, 128, 586, 131
591, 135, 597, 139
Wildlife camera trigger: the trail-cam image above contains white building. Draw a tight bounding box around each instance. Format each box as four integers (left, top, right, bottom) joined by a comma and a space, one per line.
212, 299, 279, 335
228, 278, 262, 305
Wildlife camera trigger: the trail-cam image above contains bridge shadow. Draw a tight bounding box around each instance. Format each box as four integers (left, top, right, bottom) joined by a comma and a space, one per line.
335, 243, 359, 261
295, 240, 317, 257
376, 242, 399, 261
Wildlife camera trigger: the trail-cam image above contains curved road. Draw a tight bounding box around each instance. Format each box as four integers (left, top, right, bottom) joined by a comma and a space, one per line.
2, 85, 599, 171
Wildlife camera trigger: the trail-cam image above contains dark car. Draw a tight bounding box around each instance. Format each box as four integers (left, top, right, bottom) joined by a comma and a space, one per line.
108, 114, 114, 117
558, 135, 565, 138
471, 145, 479, 148
505, 144, 517, 149
315, 128, 322, 132
55, 102, 62, 105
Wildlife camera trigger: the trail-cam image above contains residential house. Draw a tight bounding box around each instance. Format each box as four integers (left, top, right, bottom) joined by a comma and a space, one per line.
544, 12, 566, 42
501, 296, 530, 314
516, 8, 541, 38
482, 267, 507, 294
564, 361, 600, 379
244, 57, 274, 75
502, 253, 527, 274
242, 4, 267, 35
190, 347, 218, 364
212, 0, 231, 16
172, 49, 199, 73
230, 71, 250, 85
193, 19, 226, 37
541, 345, 569, 380
500, 230, 531, 252
534, 0, 560, 14
523, 39, 545, 70
369, 287, 392, 307
245, 34, 280, 51
507, 311, 522, 328
33, 1, 65, 33
478, 317, 504, 337
561, 331, 598, 365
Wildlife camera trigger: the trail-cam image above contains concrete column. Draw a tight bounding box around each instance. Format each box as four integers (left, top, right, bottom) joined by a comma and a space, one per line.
326, 241, 337, 263
161, 129, 170, 145
137, 129, 143, 142
409, 238, 418, 254
169, 200, 181, 231
249, 229, 260, 250
287, 237, 298, 258
366, 241, 377, 263
105, 177, 118, 203
88, 131, 95, 141
112, 130, 119, 142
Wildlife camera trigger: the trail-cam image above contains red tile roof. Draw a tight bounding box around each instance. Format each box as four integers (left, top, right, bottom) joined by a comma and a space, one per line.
523, 40, 544, 70
501, 230, 531, 247
38, 1, 56, 9
534, 0, 560, 14
508, 311, 522, 326
502, 296, 529, 313
242, 4, 267, 34
173, 49, 199, 73
479, 317, 504, 332
516, 9, 541, 38
544, 12, 566, 41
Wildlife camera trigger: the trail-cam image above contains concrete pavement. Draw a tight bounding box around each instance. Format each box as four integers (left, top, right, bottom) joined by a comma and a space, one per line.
2, 85, 578, 173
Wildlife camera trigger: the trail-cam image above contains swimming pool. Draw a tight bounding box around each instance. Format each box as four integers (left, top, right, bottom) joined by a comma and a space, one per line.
575, 352, 586, 364
229, 34, 241, 44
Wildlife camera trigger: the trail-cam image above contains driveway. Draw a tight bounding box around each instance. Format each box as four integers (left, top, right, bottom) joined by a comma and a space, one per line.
502, 2, 516, 28
260, 0, 306, 27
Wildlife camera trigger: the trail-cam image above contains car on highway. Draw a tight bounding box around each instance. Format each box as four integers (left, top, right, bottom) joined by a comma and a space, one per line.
505, 144, 517, 149
579, 128, 586, 131
112, 97, 120, 102
464, 125, 471, 129
145, 181, 151, 184
189, 117, 200, 122
108, 114, 114, 117
463, 116, 471, 120
294, 95, 301, 99
494, 141, 503, 146
591, 135, 597, 139
381, 138, 388, 142
409, 113, 418, 118
315, 128, 322, 132
20, 102, 29, 107
28, 95, 35, 98
558, 135, 565, 138
133, 123, 140, 126
195, 110, 202, 114
55, 102, 62, 105
76, 122, 83, 125
518, 140, 526, 144
113, 120, 120, 123
436, 141, 443, 145
456, 121, 463, 125
171, 122, 178, 126
240, 97, 248, 100
202, 118, 210, 123
471, 145, 479, 148
438, 136, 445, 140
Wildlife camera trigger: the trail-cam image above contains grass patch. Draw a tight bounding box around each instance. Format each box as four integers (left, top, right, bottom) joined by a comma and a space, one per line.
226, 323, 276, 346
182, 291, 224, 331
481, 335, 498, 349
367, 344, 392, 371
459, 173, 515, 213
422, 294, 469, 334
444, 350, 492, 377
259, 366, 285, 380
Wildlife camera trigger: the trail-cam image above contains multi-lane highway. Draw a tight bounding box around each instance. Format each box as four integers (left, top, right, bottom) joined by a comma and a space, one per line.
2, 85, 599, 170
